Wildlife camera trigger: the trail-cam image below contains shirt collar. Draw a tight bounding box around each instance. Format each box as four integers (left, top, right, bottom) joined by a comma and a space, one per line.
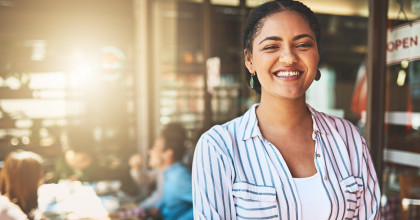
240, 104, 262, 141
306, 103, 330, 137
240, 103, 329, 141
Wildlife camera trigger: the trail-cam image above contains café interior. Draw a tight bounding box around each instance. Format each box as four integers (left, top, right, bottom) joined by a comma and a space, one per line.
0, 0, 420, 219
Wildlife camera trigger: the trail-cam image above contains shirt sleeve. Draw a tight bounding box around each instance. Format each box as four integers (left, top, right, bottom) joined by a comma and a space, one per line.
140, 172, 164, 209
0, 197, 28, 220
192, 133, 235, 220
358, 140, 381, 220
130, 168, 158, 188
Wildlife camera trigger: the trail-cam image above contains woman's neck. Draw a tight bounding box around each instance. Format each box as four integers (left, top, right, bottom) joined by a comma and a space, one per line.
256, 95, 311, 133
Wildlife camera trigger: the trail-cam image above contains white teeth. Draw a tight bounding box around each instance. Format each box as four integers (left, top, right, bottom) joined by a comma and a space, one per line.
275, 71, 300, 77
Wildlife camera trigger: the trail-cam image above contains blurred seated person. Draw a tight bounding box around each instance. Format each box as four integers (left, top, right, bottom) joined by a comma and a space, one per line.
129, 152, 163, 210
0, 150, 44, 220
115, 122, 193, 220
53, 127, 100, 182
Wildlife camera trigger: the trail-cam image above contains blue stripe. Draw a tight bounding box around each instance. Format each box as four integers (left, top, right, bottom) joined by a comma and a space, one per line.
322, 136, 345, 220
249, 115, 258, 137
233, 181, 275, 188
208, 144, 218, 216
218, 154, 233, 219
214, 127, 237, 182
198, 140, 205, 215
315, 116, 344, 220
242, 111, 252, 140
208, 130, 234, 165
233, 121, 248, 182
319, 113, 351, 177
314, 132, 333, 220
364, 155, 379, 216
232, 189, 276, 196
347, 120, 360, 176
237, 214, 279, 219
337, 119, 350, 156
235, 204, 277, 211
267, 143, 299, 219
216, 157, 227, 219
244, 140, 257, 184
315, 115, 344, 180
202, 140, 214, 219
252, 138, 266, 186
207, 130, 237, 183
347, 182, 357, 187
260, 138, 284, 220
192, 148, 200, 213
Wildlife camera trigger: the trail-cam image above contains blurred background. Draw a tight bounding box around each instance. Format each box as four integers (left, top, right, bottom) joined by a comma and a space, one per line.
0, 0, 420, 218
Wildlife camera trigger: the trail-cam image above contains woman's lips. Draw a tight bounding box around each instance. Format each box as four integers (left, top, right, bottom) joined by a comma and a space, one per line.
274, 70, 302, 77
273, 70, 303, 81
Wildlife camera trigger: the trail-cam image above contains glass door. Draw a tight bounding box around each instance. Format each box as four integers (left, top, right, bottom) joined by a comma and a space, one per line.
381, 0, 420, 219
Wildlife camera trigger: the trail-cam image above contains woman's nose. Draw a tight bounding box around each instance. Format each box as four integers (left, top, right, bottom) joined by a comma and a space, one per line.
279, 47, 297, 65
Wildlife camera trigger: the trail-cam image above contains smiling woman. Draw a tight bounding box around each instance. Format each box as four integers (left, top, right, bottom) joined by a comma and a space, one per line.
244, 10, 319, 101
192, 0, 381, 219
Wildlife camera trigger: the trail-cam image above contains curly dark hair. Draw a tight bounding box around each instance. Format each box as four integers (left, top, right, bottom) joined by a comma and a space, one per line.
241, 0, 320, 94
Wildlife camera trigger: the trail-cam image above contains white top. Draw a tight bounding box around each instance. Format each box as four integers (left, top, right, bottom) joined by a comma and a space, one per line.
293, 172, 331, 220
0, 195, 28, 220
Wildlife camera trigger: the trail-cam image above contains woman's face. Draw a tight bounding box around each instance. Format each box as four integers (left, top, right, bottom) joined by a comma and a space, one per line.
245, 10, 319, 101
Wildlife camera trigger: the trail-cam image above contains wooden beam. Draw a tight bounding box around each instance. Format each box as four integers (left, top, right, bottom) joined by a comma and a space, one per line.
203, 0, 212, 130
366, 0, 388, 188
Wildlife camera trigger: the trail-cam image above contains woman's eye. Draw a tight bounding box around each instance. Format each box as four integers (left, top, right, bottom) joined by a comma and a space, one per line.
297, 43, 312, 48
262, 45, 278, 50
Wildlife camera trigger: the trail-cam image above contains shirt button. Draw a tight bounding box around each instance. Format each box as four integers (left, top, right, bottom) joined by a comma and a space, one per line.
317, 154, 321, 157
324, 177, 328, 181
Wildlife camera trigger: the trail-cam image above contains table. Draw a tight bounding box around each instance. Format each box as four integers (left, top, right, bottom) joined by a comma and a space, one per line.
38, 180, 139, 220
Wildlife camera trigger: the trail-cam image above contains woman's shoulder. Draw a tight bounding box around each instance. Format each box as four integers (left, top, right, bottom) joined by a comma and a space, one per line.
311, 107, 361, 134
310, 107, 365, 147
202, 115, 244, 141
197, 115, 245, 154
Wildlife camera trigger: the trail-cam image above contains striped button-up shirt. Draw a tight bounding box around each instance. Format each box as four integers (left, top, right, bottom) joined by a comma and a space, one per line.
192, 104, 381, 220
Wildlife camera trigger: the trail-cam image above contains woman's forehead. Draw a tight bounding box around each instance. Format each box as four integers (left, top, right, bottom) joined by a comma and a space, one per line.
255, 11, 315, 40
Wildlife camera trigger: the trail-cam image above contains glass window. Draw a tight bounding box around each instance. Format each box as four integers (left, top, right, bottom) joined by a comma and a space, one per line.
0, 1, 136, 182
382, 0, 420, 219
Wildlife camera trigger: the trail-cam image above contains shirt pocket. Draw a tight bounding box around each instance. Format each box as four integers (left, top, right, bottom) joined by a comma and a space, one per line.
232, 182, 279, 220
340, 176, 364, 219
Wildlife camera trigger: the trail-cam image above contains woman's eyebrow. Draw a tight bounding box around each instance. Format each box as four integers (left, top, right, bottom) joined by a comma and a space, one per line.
258, 34, 314, 45
259, 36, 282, 45
293, 34, 314, 41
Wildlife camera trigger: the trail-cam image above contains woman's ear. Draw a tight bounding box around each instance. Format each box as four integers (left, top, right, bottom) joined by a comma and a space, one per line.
244, 49, 254, 73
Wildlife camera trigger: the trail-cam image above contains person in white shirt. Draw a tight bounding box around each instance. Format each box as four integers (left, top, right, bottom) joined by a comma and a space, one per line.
0, 150, 44, 220
192, 0, 381, 219
0, 195, 28, 220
